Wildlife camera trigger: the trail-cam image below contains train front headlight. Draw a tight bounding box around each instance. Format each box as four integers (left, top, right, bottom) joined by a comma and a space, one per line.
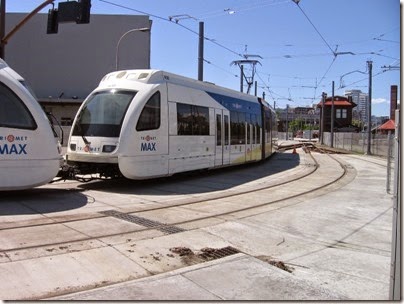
102, 145, 117, 153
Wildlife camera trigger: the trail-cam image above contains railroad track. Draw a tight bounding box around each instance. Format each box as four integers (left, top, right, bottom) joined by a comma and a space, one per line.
341, 154, 389, 168
0, 149, 357, 299
0, 149, 350, 234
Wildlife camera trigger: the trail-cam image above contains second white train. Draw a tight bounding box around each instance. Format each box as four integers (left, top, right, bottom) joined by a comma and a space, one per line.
66, 70, 277, 179
0, 59, 62, 190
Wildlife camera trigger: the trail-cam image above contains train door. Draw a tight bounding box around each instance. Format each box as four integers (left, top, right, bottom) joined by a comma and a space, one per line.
215, 109, 230, 166
223, 113, 230, 165
252, 114, 261, 161
215, 109, 223, 166
246, 121, 253, 161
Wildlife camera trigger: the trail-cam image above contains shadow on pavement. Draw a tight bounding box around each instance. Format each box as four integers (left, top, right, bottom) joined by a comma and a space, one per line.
0, 188, 89, 215
78, 152, 301, 195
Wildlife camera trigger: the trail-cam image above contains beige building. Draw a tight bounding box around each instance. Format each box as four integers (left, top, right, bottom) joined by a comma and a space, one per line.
5, 13, 152, 99
4, 13, 152, 137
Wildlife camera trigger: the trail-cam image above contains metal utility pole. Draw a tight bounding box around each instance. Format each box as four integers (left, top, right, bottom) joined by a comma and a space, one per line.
320, 92, 326, 145
240, 65, 244, 93
366, 60, 372, 154
389, 109, 401, 300
198, 21, 204, 81
330, 81, 335, 147
286, 104, 289, 140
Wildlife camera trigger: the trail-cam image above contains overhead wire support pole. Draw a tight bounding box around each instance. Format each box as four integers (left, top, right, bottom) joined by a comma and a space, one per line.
240, 65, 244, 93
366, 60, 373, 155
330, 81, 335, 148
198, 21, 204, 81
320, 92, 326, 145
286, 104, 289, 140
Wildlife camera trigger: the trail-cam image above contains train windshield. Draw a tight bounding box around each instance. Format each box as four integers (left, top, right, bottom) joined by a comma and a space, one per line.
72, 90, 136, 137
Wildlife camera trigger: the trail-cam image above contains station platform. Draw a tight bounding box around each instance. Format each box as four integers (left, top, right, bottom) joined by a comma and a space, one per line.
0, 145, 393, 300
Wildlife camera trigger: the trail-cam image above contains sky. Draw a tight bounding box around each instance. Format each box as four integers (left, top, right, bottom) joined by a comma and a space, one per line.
6, 0, 401, 116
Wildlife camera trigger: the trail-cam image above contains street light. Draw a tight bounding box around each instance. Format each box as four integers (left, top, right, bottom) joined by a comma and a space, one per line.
115, 27, 150, 71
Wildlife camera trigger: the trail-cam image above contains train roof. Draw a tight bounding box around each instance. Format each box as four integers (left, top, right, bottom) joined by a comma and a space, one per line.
99, 69, 273, 110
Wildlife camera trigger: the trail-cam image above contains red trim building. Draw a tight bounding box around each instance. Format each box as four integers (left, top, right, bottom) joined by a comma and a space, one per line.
375, 119, 395, 134
317, 96, 358, 132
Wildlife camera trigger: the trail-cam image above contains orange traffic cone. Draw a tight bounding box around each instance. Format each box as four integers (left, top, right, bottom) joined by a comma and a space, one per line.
292, 146, 297, 154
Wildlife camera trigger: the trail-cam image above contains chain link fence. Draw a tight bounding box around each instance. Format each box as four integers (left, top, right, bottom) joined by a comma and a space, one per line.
322, 132, 393, 157
278, 124, 398, 196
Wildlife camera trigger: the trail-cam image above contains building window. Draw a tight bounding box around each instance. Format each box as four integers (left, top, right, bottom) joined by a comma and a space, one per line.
136, 91, 161, 131
0, 82, 37, 130
177, 103, 209, 135
336, 109, 348, 119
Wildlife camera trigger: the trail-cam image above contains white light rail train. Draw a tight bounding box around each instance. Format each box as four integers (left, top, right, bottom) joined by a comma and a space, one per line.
0, 59, 62, 190
66, 70, 277, 180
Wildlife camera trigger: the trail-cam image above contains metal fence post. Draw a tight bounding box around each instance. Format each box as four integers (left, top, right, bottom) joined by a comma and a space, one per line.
351, 132, 353, 151
389, 109, 400, 300
386, 131, 392, 193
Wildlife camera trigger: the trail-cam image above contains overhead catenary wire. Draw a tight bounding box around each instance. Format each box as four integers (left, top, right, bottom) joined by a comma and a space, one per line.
98, 0, 397, 110
98, 0, 244, 58
194, 0, 290, 20
291, 0, 335, 56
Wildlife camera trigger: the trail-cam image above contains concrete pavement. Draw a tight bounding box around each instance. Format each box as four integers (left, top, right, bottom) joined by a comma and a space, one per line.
48, 151, 393, 301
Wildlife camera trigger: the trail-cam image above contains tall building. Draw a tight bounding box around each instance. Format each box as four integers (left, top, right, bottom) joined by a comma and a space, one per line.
345, 89, 368, 122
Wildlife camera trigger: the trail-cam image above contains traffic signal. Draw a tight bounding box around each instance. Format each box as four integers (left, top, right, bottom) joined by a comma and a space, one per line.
46, 8, 58, 34
46, 0, 91, 34
77, 0, 91, 24
58, 1, 79, 23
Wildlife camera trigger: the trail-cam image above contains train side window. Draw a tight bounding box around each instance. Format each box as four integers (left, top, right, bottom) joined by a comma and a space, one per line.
136, 91, 161, 131
238, 112, 246, 144
177, 103, 192, 135
250, 114, 258, 144
216, 114, 221, 146
230, 111, 239, 145
177, 103, 209, 135
224, 115, 229, 145
193, 105, 209, 135
265, 111, 271, 142
247, 123, 251, 144
0, 82, 37, 130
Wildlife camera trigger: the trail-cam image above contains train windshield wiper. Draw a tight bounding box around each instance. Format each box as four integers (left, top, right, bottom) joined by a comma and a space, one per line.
74, 118, 90, 145
82, 135, 90, 145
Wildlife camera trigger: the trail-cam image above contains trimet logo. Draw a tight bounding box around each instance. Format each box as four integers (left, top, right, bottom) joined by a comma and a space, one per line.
0, 134, 28, 155
140, 135, 157, 151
